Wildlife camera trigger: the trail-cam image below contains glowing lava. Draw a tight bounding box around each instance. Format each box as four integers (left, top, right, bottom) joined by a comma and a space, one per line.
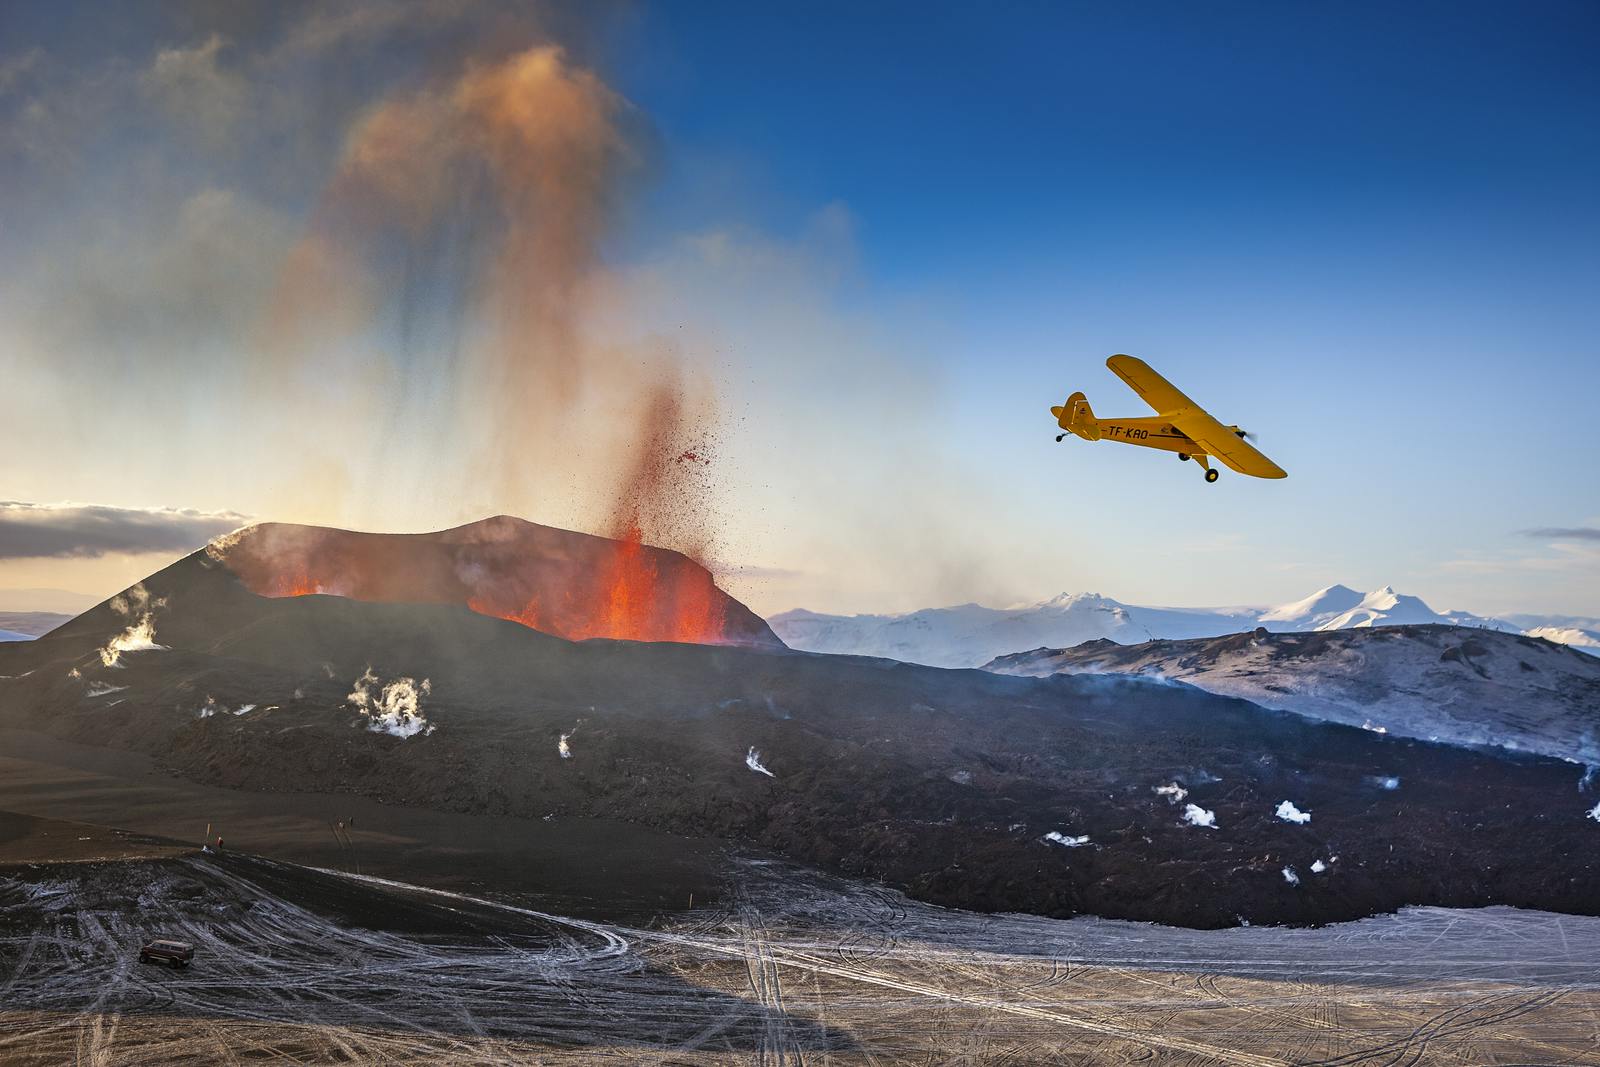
216, 517, 769, 648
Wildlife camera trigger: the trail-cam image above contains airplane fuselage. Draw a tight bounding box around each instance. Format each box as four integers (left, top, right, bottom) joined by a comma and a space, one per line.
1066, 415, 1243, 456
1051, 357, 1286, 482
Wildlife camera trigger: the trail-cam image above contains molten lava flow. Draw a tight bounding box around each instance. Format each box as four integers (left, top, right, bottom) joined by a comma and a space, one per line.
222, 518, 756, 647
596, 525, 654, 640
274, 569, 322, 597
670, 560, 724, 644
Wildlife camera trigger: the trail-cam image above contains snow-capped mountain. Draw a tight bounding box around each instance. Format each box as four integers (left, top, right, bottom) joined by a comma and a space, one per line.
1522, 626, 1600, 655
770, 593, 1260, 668
1258, 584, 1493, 630
768, 584, 1552, 668
0, 629, 32, 643
986, 626, 1600, 765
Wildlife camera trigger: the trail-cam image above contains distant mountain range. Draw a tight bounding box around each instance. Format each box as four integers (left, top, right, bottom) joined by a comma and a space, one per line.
0, 612, 74, 641
5, 523, 1598, 928
769, 585, 1599, 667
987, 626, 1600, 764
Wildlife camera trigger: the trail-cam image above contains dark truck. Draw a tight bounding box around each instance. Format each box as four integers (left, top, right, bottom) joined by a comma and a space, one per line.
138, 939, 194, 968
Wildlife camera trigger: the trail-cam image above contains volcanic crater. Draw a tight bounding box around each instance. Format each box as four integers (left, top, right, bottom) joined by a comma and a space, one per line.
2, 517, 1597, 929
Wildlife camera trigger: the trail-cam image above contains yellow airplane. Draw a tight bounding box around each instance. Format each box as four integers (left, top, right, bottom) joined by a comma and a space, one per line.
1051, 355, 1287, 483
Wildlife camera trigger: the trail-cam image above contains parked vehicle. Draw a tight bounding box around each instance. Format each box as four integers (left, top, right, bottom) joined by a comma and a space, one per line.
138, 939, 194, 968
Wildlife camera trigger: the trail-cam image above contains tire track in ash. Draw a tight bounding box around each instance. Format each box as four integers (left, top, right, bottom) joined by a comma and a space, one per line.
1304, 986, 1573, 1067
738, 904, 804, 1067
328, 868, 1290, 1066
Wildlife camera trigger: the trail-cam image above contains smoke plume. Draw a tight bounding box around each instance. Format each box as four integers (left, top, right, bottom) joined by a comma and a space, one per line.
264, 42, 718, 556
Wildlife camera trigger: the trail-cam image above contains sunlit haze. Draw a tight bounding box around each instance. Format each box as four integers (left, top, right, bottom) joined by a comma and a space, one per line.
3, 2, 1596, 619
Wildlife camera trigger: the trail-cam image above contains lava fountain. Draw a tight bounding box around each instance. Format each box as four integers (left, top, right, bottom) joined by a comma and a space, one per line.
213, 517, 775, 648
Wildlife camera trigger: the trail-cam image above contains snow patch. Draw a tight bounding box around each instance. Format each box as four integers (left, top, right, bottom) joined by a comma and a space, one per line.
1360, 720, 1388, 735
1181, 804, 1217, 828
1274, 800, 1311, 824
1587, 802, 1600, 824
347, 668, 434, 738
231, 703, 257, 716
1043, 831, 1090, 848
84, 682, 127, 698
745, 746, 774, 777
1310, 859, 1327, 874
1282, 866, 1300, 886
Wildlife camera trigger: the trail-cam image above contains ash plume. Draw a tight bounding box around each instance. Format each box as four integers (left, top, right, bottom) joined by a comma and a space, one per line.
263, 40, 720, 560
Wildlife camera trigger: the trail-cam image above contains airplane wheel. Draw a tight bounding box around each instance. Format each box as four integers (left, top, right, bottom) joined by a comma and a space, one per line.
1055, 434, 1065, 442
1178, 453, 1189, 462
1204, 469, 1219, 483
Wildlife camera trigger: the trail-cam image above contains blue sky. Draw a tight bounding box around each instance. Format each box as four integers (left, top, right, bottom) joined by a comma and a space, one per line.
603, 1, 1600, 614
0, 2, 1595, 617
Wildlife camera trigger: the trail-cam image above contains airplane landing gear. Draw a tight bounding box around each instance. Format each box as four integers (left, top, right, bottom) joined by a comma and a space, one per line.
1055, 434, 1066, 442
1178, 453, 1189, 462
1205, 468, 1219, 483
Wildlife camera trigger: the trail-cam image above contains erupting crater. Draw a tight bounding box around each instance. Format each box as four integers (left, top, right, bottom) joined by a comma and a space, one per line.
212, 517, 782, 648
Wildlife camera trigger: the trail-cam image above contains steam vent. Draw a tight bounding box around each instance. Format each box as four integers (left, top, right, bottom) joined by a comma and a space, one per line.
213, 516, 783, 648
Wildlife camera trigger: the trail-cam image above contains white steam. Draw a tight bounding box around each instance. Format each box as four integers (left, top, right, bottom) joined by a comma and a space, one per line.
1274, 800, 1311, 824
1281, 866, 1300, 886
1154, 782, 1188, 804
110, 582, 167, 618
1181, 804, 1217, 829
347, 667, 434, 738
558, 732, 573, 759
745, 746, 774, 777
1043, 831, 1090, 848
98, 613, 168, 667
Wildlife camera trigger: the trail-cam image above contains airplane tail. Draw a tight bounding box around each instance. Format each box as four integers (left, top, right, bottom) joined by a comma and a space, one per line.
1051, 391, 1096, 436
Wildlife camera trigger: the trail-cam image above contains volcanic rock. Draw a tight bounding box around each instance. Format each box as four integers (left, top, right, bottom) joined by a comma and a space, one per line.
2, 527, 1597, 929
211, 516, 781, 648
985, 625, 1600, 762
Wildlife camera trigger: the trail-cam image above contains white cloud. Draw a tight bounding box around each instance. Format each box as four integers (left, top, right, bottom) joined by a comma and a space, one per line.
0, 501, 249, 560
147, 35, 246, 143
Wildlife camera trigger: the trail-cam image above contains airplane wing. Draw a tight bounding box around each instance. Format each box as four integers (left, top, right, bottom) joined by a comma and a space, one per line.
1168, 409, 1288, 478
1106, 354, 1197, 415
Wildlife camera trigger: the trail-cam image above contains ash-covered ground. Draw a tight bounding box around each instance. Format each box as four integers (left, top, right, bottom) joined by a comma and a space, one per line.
3, 824, 1598, 1065
3, 540, 1599, 929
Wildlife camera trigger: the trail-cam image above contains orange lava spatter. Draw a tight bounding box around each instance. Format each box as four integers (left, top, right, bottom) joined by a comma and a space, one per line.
221, 516, 748, 647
